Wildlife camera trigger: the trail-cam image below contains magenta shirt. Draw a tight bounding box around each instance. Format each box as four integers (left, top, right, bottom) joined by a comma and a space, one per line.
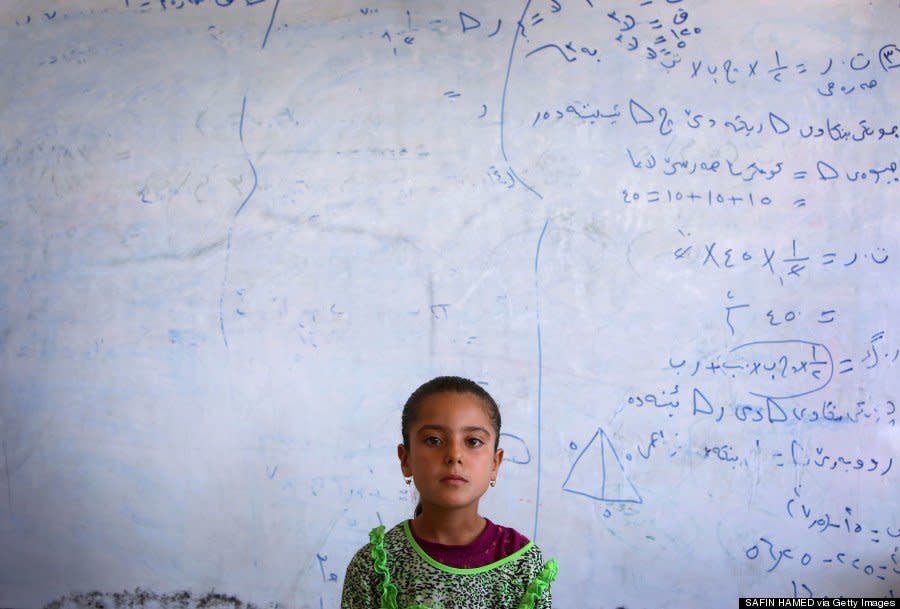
408, 518, 531, 569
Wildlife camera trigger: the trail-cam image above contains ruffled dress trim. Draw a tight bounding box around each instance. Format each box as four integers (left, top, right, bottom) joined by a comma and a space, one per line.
370, 526, 400, 609
517, 559, 558, 609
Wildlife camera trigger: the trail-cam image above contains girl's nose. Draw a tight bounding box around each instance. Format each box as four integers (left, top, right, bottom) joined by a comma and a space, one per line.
445, 444, 462, 464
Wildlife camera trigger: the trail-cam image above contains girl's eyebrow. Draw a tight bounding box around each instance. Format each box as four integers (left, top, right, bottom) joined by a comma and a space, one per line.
417, 424, 490, 435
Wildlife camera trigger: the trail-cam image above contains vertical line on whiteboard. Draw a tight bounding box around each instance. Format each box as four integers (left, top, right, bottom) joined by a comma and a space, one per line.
219, 88, 261, 349
500, 0, 532, 162
3, 439, 12, 517
219, 228, 233, 349
261, 0, 281, 50
218, 160, 258, 349
239, 95, 247, 144
600, 433, 607, 499
428, 274, 435, 364
499, 1, 542, 199
533, 218, 549, 541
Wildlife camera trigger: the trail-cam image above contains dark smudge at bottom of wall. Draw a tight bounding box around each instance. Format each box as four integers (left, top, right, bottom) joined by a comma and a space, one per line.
41, 589, 285, 609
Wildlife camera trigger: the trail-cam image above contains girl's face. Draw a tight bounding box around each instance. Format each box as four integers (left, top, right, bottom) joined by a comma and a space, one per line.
398, 391, 504, 516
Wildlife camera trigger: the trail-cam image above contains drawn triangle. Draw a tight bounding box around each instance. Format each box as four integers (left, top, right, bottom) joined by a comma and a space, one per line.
563, 428, 643, 504
562, 429, 604, 499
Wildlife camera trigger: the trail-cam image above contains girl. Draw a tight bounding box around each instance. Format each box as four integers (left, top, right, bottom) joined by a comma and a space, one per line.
341, 376, 557, 609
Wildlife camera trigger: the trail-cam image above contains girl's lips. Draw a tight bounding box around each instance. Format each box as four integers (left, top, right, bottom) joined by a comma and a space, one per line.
441, 476, 467, 483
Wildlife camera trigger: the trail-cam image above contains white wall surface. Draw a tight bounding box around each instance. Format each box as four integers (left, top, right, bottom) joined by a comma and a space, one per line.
1, 1, 898, 607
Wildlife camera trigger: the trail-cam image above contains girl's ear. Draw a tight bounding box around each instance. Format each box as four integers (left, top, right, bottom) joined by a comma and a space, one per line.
398, 443, 412, 477
492, 447, 504, 474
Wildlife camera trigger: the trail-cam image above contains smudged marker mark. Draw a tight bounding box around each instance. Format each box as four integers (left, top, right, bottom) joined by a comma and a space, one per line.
3, 440, 12, 517
261, 0, 281, 50
219, 229, 234, 349
196, 109, 207, 135
239, 96, 247, 143
533, 217, 549, 541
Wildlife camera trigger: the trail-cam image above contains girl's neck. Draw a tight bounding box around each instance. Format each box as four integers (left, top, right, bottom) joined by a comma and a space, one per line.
411, 508, 486, 546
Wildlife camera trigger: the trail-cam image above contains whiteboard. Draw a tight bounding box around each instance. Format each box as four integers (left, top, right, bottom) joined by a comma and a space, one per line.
1, 1, 898, 607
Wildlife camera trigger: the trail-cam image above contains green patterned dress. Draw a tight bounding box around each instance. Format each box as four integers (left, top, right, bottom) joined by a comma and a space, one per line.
341, 521, 557, 609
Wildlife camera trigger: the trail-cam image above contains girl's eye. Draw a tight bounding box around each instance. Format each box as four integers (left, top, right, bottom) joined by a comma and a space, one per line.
424, 436, 442, 446
467, 438, 484, 448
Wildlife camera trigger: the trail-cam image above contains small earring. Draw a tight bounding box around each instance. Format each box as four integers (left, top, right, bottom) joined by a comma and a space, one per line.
405, 477, 412, 485
490, 479, 496, 487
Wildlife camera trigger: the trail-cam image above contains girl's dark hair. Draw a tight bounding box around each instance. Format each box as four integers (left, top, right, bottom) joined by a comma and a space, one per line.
401, 376, 502, 517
